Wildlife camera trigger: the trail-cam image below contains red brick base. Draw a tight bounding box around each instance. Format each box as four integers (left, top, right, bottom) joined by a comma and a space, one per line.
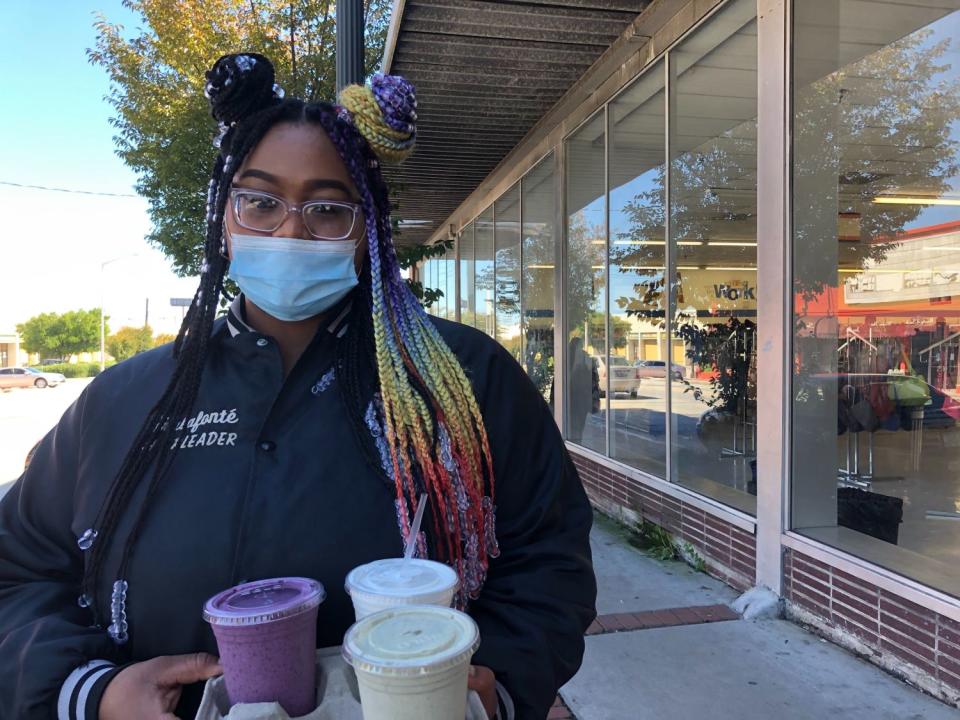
570, 450, 757, 590
784, 547, 960, 706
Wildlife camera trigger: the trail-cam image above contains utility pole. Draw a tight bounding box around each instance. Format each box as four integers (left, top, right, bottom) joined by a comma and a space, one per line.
336, 0, 365, 93
99, 254, 139, 371
145, 297, 150, 328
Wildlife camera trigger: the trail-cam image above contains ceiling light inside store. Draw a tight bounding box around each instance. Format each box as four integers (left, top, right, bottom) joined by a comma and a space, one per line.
872, 196, 960, 206
528, 264, 555, 269
614, 240, 665, 246
709, 241, 757, 247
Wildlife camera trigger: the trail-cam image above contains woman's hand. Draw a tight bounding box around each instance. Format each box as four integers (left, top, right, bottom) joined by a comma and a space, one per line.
469, 665, 498, 718
99, 652, 222, 720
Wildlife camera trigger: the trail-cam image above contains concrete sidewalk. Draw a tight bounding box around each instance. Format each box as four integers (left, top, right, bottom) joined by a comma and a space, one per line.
560, 515, 957, 719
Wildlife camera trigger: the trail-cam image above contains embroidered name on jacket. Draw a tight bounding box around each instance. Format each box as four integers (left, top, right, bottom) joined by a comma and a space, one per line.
169, 408, 239, 450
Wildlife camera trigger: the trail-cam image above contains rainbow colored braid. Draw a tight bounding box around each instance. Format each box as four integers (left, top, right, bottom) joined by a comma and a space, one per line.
336, 74, 499, 604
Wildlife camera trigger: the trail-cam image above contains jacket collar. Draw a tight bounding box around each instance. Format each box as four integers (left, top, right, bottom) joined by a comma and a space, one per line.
225, 295, 352, 339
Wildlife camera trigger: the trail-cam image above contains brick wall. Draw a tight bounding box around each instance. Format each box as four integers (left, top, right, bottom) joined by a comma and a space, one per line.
784, 547, 960, 707
570, 450, 756, 591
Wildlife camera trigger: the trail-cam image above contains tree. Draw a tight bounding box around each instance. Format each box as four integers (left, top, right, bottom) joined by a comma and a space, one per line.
17, 310, 103, 360
399, 238, 454, 309
89, 0, 392, 277
153, 332, 177, 347
107, 325, 154, 361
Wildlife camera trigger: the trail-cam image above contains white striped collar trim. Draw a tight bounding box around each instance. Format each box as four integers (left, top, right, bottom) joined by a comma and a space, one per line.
226, 295, 351, 339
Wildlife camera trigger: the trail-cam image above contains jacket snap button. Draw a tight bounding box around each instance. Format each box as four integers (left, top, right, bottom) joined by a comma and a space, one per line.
256, 338, 269, 347
259, 440, 276, 452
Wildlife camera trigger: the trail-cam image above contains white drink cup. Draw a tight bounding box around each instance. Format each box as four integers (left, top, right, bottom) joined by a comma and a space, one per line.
342, 605, 480, 720
345, 558, 459, 620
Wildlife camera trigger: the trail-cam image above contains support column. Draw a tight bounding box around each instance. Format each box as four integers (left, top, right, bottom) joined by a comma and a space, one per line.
755, 0, 790, 593
336, 0, 365, 92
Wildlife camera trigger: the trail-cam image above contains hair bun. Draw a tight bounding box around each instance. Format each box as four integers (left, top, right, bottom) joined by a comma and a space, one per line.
204, 53, 280, 126
338, 73, 417, 163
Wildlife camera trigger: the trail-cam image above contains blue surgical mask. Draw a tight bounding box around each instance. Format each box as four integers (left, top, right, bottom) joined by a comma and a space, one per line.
227, 234, 360, 321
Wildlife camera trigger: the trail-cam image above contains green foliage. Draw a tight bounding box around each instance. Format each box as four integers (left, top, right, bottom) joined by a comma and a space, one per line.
675, 318, 756, 413
107, 325, 154, 361
153, 332, 177, 347
89, 0, 392, 277
628, 520, 677, 561
33, 362, 113, 378
629, 520, 709, 573
678, 542, 707, 573
401, 239, 453, 309
17, 310, 103, 359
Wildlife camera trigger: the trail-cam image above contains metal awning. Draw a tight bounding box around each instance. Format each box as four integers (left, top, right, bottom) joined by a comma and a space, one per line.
381, 0, 651, 245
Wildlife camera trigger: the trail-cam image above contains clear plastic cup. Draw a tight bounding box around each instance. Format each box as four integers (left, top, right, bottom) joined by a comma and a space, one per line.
342, 605, 480, 720
345, 558, 459, 620
203, 577, 325, 716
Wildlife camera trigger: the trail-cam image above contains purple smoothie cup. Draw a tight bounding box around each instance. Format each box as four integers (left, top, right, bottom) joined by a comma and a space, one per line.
203, 577, 325, 716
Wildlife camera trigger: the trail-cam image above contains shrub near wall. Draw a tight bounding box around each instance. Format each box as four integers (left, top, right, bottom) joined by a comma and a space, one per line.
36, 362, 113, 378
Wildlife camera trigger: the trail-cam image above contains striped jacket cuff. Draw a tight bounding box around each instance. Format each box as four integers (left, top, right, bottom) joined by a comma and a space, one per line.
57, 660, 118, 720
495, 681, 515, 720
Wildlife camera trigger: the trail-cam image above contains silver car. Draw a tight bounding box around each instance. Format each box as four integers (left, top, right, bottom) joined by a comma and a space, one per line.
635, 360, 686, 380
0, 367, 66, 389
592, 355, 642, 397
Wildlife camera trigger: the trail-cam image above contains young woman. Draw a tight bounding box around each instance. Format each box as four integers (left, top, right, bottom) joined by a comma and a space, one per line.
0, 54, 596, 720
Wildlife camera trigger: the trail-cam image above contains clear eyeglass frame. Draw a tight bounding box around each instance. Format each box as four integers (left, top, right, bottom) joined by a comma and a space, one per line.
229, 188, 363, 241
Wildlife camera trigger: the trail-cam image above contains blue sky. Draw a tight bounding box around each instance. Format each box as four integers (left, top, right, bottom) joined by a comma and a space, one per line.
0, 2, 199, 335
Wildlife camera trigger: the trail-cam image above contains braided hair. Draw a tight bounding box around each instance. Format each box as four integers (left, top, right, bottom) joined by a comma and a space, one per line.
80, 54, 498, 644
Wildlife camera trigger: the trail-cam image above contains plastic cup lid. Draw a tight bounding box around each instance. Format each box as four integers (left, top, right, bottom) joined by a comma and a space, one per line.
342, 605, 480, 677
203, 577, 325, 626
345, 558, 459, 603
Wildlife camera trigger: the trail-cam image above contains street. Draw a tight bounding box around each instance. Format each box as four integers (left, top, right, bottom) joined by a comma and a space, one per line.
0, 378, 91, 495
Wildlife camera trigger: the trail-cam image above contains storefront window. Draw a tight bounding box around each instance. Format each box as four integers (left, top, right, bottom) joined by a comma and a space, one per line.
564, 111, 607, 454
608, 60, 667, 477
522, 155, 557, 401
446, 246, 457, 321
460, 222, 475, 327
495, 185, 522, 358
668, 0, 758, 514
792, 2, 960, 595
440, 251, 449, 319
475, 208, 495, 336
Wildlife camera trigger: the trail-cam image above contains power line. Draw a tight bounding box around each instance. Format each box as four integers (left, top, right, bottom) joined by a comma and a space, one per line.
0, 180, 139, 198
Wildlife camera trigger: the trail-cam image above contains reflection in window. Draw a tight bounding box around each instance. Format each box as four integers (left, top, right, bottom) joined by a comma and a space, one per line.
522, 156, 557, 400
564, 111, 607, 454
475, 208, 495, 336
495, 185, 522, 358
446, 246, 457, 321
424, 258, 435, 316
609, 60, 667, 477
792, 2, 960, 596
460, 223, 476, 327
669, 0, 758, 514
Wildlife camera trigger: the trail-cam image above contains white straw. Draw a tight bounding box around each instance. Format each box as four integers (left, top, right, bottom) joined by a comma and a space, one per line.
404, 493, 428, 560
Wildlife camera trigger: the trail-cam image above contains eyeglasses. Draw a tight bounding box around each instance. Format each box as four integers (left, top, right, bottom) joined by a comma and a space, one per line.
230, 188, 363, 240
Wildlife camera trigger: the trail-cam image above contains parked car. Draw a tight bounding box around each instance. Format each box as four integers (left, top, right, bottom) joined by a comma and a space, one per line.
634, 360, 687, 380
39, 358, 66, 366
592, 355, 642, 397
0, 367, 66, 389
